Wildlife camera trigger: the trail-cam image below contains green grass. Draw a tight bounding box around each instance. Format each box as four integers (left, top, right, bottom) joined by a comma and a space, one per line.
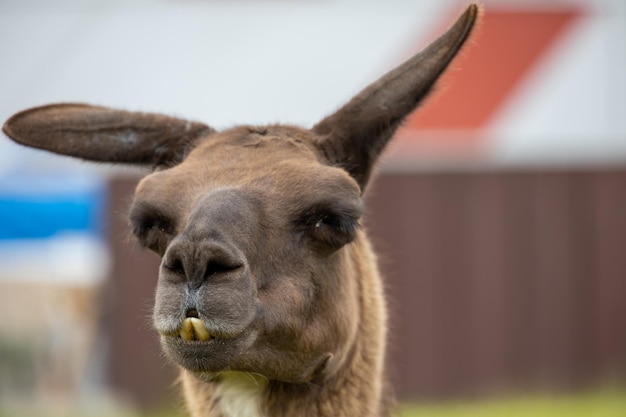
396, 389, 626, 417
2, 389, 625, 417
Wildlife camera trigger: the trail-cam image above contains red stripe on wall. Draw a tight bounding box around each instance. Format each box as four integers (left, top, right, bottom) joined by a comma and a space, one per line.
399, 9, 581, 143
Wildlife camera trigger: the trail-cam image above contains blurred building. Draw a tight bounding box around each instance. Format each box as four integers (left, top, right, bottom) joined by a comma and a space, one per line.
0, 175, 109, 412
0, 0, 624, 412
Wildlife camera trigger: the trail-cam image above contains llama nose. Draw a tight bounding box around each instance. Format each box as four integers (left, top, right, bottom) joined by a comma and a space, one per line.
162, 239, 244, 290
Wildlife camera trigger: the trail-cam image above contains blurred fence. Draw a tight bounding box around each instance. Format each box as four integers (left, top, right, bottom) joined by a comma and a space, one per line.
367, 170, 626, 399
106, 169, 626, 408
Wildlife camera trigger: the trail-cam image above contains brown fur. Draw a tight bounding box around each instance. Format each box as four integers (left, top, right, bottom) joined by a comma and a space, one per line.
2, 5, 479, 416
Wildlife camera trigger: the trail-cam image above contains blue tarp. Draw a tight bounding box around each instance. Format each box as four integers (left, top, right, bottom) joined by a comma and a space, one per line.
0, 175, 106, 240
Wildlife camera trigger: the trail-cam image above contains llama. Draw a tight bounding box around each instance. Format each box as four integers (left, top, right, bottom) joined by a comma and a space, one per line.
3, 5, 478, 416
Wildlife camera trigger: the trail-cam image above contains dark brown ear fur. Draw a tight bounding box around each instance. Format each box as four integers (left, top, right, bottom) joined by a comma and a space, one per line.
313, 4, 479, 191
2, 103, 214, 167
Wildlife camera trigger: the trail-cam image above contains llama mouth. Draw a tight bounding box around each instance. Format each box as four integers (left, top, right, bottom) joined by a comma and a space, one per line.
160, 321, 256, 374
179, 317, 213, 342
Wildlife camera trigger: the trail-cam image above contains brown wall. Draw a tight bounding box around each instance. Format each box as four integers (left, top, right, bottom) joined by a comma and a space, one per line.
106, 178, 177, 409
366, 170, 626, 399
107, 170, 626, 407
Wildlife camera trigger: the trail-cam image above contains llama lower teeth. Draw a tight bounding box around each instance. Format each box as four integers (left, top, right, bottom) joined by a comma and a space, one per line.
179, 317, 211, 341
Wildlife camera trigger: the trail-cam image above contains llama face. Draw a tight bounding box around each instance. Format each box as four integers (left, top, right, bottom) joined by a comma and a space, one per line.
130, 125, 363, 382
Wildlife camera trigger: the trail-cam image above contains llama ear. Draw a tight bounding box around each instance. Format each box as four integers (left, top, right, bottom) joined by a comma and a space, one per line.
313, 4, 479, 191
2, 103, 214, 167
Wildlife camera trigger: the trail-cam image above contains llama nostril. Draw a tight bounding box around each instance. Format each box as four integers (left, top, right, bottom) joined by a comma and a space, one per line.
186, 308, 199, 318
205, 260, 242, 279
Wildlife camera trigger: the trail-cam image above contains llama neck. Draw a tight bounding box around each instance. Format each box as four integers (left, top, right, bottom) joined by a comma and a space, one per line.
264, 337, 390, 417
181, 371, 268, 417
264, 239, 390, 417
214, 373, 267, 417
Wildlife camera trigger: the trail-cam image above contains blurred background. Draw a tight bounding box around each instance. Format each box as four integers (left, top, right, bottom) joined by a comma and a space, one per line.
0, 0, 625, 416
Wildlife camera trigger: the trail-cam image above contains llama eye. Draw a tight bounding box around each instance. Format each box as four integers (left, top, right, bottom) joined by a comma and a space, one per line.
130, 204, 175, 256
295, 199, 362, 251
315, 214, 341, 229
309, 212, 359, 250
142, 225, 172, 256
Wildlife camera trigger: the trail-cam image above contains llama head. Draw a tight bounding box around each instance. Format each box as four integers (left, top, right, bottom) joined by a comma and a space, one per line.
3, 5, 478, 385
